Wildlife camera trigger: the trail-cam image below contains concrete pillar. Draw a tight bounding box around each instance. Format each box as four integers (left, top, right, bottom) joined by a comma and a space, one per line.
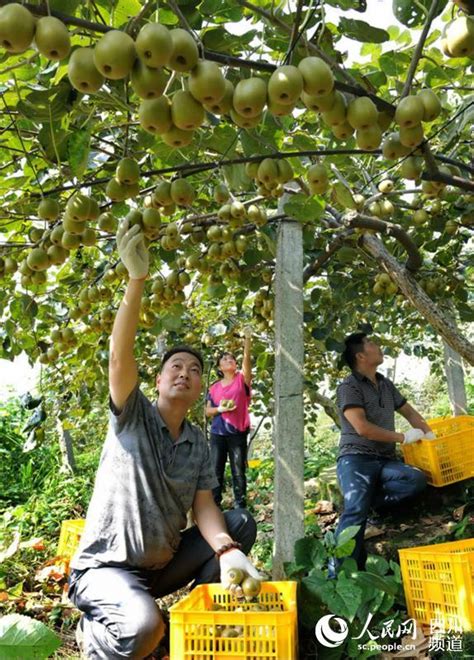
272, 219, 305, 579
443, 340, 468, 416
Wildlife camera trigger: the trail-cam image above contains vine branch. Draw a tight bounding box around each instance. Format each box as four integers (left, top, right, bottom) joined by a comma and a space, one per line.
401, 0, 440, 98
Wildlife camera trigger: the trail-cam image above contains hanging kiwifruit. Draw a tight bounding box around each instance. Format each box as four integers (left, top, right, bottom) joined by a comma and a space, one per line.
355, 125, 383, 150
34, 16, 71, 61
203, 79, 234, 115
381, 132, 411, 160
93, 30, 136, 80
267, 65, 303, 106
66, 193, 93, 222
38, 198, 60, 222
153, 180, 174, 207
138, 96, 172, 134
116, 158, 140, 185
301, 89, 337, 113
0, 4, 35, 53
168, 28, 199, 72
230, 109, 262, 129
68, 47, 104, 93
161, 125, 194, 148
321, 91, 347, 126
189, 59, 226, 105
135, 22, 172, 68
445, 16, 474, 57
298, 56, 334, 97
170, 178, 195, 206
346, 96, 378, 130
131, 59, 168, 99
171, 90, 205, 131
268, 98, 295, 116
233, 77, 267, 118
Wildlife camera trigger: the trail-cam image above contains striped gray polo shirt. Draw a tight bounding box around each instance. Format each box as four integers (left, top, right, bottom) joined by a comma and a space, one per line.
336, 371, 407, 459
71, 384, 218, 572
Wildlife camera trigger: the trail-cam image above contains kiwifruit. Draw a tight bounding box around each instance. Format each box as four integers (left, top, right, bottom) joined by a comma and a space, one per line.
138, 96, 172, 135
230, 109, 262, 129
346, 96, 378, 130
135, 22, 171, 68
38, 198, 60, 222
35, 16, 70, 61
171, 90, 205, 131
68, 47, 104, 94
0, 4, 35, 53
268, 65, 303, 105
233, 77, 267, 118
168, 28, 199, 72
203, 79, 234, 115
189, 59, 226, 105
116, 157, 140, 185
93, 30, 136, 80
27, 248, 50, 271
161, 126, 194, 148
170, 178, 195, 206
131, 60, 168, 100
298, 56, 334, 97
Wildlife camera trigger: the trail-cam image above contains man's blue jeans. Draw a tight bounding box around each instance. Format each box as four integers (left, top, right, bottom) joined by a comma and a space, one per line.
334, 454, 427, 570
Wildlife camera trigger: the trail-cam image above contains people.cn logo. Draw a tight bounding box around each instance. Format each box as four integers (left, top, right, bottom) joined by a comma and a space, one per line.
315, 615, 349, 648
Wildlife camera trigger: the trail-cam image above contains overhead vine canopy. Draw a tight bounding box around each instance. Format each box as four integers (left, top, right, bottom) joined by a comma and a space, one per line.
0, 0, 473, 409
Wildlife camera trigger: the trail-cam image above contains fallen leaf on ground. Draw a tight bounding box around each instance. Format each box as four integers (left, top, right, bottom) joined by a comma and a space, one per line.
314, 500, 334, 514
364, 525, 385, 539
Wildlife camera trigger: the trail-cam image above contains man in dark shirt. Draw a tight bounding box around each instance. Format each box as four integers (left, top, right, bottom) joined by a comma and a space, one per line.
333, 332, 433, 571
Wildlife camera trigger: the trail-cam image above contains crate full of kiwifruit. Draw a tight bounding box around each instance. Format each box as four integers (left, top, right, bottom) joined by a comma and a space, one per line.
169, 581, 298, 659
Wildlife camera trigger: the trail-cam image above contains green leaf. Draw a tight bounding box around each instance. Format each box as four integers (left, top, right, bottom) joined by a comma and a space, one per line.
338, 18, 389, 43
0, 614, 61, 659
67, 130, 91, 178
354, 571, 399, 596
379, 51, 412, 77
325, 337, 345, 352
332, 182, 357, 210
393, 0, 448, 27
284, 194, 324, 222
334, 571, 363, 621
294, 537, 327, 571
336, 525, 359, 548
49, 0, 80, 13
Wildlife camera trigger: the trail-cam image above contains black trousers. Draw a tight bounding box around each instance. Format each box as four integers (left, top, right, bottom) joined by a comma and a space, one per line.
68, 509, 256, 659
210, 431, 248, 509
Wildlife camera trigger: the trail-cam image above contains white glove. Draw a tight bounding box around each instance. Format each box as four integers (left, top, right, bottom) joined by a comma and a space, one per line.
220, 549, 262, 594
403, 428, 425, 444
116, 220, 149, 280
424, 431, 436, 440
243, 326, 253, 339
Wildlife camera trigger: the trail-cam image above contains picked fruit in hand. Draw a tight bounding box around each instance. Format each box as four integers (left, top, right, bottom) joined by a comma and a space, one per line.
225, 567, 262, 600
227, 567, 245, 585
241, 576, 262, 598
220, 398, 235, 410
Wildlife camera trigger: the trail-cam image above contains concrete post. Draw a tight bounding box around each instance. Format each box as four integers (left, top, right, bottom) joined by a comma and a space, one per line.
272, 219, 305, 579
443, 340, 468, 416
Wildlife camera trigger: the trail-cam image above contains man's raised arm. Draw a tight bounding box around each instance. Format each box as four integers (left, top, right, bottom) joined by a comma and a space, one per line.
109, 221, 149, 412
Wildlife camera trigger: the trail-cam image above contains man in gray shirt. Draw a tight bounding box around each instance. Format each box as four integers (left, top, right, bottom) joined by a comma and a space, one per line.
68, 220, 260, 659
333, 332, 433, 572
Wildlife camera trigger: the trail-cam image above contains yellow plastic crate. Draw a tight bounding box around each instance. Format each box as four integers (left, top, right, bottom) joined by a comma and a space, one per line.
399, 538, 474, 631
169, 581, 298, 659
57, 519, 85, 570
401, 415, 474, 486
